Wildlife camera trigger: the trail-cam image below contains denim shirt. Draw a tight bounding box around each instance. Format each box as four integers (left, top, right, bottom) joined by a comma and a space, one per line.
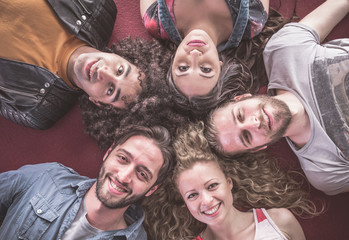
0, 163, 147, 240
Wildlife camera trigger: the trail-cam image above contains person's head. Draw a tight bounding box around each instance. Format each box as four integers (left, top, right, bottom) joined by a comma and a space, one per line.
141, 121, 322, 239
80, 38, 191, 149
95, 125, 174, 209
206, 94, 292, 155
171, 121, 234, 227
177, 160, 234, 226
72, 38, 172, 109
168, 48, 253, 116
170, 29, 222, 98
167, 8, 290, 116
69, 47, 144, 109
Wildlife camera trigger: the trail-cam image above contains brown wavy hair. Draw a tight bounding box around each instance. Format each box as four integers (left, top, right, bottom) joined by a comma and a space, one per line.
142, 121, 323, 240
166, 8, 290, 117
80, 37, 192, 150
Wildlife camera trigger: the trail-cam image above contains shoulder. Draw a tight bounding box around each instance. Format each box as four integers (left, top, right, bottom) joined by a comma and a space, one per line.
16, 162, 84, 185
265, 23, 319, 52
140, 0, 157, 17
266, 208, 305, 240
266, 208, 295, 225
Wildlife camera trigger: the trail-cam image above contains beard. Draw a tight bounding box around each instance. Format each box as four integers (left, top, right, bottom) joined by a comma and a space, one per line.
257, 95, 292, 143
95, 166, 146, 209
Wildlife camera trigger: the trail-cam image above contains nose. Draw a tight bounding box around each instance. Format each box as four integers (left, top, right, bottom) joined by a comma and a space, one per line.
95, 66, 115, 83
117, 165, 133, 184
244, 115, 261, 130
189, 49, 202, 65
201, 191, 213, 206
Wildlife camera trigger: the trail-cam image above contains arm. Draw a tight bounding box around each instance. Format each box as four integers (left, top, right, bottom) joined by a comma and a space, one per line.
0, 170, 25, 220
0, 164, 51, 220
300, 0, 349, 42
268, 208, 306, 240
259, 0, 270, 14
140, 0, 157, 17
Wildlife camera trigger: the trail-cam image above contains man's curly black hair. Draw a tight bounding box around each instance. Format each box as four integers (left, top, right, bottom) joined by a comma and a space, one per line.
80, 37, 192, 150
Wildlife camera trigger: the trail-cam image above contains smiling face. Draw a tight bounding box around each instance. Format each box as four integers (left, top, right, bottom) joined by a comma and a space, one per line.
69, 48, 143, 109
171, 29, 222, 98
212, 95, 292, 154
177, 161, 233, 226
96, 135, 164, 209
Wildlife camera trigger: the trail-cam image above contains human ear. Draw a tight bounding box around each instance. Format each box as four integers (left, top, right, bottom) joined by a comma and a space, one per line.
89, 97, 101, 107
103, 146, 114, 161
227, 177, 233, 190
145, 184, 160, 197
233, 93, 252, 101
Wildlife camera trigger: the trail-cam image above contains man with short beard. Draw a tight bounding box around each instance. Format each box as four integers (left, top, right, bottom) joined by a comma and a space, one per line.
206, 0, 349, 196
0, 125, 174, 240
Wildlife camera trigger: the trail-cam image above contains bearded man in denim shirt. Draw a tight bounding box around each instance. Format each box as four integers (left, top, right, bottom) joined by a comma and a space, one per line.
0, 125, 174, 240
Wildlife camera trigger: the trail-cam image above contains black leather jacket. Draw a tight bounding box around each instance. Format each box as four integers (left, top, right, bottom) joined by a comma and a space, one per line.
0, 0, 117, 129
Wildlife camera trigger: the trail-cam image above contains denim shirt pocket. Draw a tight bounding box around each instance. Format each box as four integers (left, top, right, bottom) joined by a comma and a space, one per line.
18, 193, 59, 239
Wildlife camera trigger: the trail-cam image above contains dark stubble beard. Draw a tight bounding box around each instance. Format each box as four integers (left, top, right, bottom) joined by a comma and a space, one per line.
259, 95, 292, 144
95, 167, 147, 209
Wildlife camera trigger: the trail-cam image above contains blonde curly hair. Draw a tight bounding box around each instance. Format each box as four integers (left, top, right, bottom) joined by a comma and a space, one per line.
142, 121, 323, 240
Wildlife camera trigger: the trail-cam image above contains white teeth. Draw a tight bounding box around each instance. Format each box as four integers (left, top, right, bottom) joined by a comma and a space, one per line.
89, 62, 98, 80
262, 109, 270, 129
110, 179, 127, 192
204, 204, 220, 215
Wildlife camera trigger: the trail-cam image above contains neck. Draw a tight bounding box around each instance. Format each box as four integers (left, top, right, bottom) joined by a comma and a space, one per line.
275, 90, 311, 148
175, 0, 232, 45
203, 208, 253, 240
84, 183, 128, 231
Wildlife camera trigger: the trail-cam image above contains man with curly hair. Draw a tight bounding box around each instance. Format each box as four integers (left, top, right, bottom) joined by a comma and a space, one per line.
0, 125, 174, 240
0, 0, 171, 130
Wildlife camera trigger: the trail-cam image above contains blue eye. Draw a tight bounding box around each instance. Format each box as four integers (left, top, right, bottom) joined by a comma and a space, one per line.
208, 183, 218, 190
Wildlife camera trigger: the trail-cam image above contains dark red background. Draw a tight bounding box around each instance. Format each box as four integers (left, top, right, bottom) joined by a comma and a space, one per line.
0, 0, 348, 239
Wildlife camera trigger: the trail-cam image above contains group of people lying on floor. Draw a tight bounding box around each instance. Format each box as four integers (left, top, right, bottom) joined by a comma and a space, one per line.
0, 0, 348, 239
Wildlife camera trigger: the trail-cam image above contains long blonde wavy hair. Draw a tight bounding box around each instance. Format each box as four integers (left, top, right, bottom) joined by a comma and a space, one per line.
142, 121, 323, 240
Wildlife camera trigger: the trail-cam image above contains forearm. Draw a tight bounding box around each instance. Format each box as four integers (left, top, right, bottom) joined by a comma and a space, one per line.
300, 0, 349, 42
259, 0, 270, 14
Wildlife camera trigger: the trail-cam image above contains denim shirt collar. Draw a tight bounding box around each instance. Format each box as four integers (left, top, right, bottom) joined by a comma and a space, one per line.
71, 179, 146, 239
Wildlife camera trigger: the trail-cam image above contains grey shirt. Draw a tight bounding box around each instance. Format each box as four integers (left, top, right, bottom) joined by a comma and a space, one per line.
264, 23, 349, 195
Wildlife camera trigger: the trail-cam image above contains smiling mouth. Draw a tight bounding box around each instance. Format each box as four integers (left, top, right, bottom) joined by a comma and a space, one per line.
109, 178, 128, 193
262, 108, 271, 130
203, 203, 221, 215
86, 60, 99, 82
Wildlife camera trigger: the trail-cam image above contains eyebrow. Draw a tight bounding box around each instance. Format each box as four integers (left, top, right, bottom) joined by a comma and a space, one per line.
118, 148, 154, 180
112, 88, 121, 102
125, 64, 131, 77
